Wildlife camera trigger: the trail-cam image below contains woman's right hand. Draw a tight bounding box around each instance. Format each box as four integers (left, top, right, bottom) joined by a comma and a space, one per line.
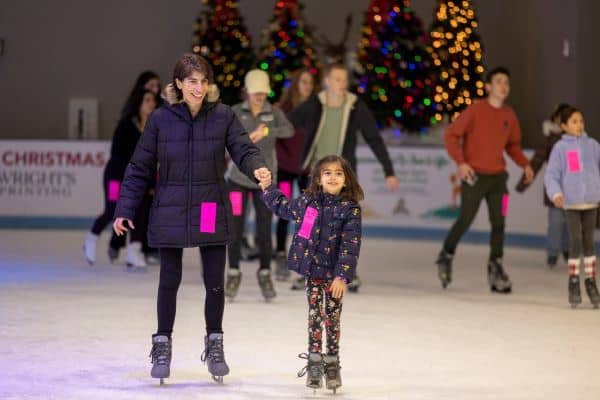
113, 218, 135, 236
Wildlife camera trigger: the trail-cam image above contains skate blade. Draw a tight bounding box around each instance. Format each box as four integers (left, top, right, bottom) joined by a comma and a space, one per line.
212, 375, 224, 383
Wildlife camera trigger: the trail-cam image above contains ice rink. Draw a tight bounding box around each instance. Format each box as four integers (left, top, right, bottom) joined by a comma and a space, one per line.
1, 229, 599, 400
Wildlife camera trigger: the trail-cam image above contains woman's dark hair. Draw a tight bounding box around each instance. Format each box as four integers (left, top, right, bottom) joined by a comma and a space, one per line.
305, 155, 364, 203
122, 89, 158, 121
121, 70, 160, 117
279, 68, 319, 109
550, 103, 571, 121
172, 53, 214, 100
559, 106, 582, 125
485, 66, 510, 83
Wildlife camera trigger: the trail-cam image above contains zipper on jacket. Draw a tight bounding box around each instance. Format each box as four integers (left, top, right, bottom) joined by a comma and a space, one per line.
187, 121, 193, 247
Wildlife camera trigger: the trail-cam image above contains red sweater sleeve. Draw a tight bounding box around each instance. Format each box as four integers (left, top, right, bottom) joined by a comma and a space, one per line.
505, 113, 530, 168
444, 105, 474, 165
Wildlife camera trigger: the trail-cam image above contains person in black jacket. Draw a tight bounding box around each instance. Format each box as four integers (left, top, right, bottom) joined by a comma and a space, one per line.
83, 89, 158, 268
287, 63, 399, 292
112, 54, 271, 384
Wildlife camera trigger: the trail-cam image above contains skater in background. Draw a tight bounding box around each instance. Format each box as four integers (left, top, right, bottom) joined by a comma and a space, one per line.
261, 155, 363, 394
544, 106, 600, 308
224, 69, 293, 301
83, 88, 159, 269
273, 67, 319, 281
287, 63, 399, 292
112, 54, 271, 384
435, 67, 534, 293
515, 103, 571, 268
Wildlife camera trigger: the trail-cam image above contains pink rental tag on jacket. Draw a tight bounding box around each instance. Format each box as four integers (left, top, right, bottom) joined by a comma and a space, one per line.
200, 202, 217, 233
279, 181, 292, 198
298, 207, 318, 239
108, 180, 120, 202
502, 194, 510, 217
566, 150, 582, 173
229, 191, 243, 216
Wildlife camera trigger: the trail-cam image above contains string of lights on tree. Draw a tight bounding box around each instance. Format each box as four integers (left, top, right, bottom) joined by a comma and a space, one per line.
256, 0, 319, 102
191, 0, 255, 105
355, 0, 440, 132
428, 0, 485, 121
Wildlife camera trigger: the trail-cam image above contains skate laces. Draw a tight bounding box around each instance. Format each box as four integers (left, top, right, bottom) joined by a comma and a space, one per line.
149, 341, 170, 365
297, 353, 323, 378
202, 336, 225, 364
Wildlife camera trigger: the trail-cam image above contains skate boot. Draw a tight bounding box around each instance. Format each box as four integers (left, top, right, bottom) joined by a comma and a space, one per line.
107, 246, 119, 264
568, 275, 582, 308
149, 334, 172, 385
584, 278, 600, 308
323, 354, 342, 394
274, 251, 290, 281
291, 276, 305, 290
201, 333, 230, 383
257, 269, 277, 301
546, 255, 558, 269
83, 232, 98, 265
435, 250, 453, 289
126, 241, 148, 271
487, 259, 512, 294
297, 352, 324, 392
225, 269, 242, 300
347, 275, 362, 293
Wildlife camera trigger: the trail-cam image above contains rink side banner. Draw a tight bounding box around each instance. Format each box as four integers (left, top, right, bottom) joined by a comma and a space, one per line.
0, 140, 109, 217
356, 146, 546, 235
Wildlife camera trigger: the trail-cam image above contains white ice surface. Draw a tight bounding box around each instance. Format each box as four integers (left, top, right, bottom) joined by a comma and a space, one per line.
1, 230, 599, 400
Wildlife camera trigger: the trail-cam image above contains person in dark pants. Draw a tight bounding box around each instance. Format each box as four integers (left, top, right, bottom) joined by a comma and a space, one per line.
83, 89, 158, 268
113, 54, 271, 384
435, 67, 534, 293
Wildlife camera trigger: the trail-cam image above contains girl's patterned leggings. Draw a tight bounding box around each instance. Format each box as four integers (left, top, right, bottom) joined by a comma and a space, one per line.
306, 278, 343, 355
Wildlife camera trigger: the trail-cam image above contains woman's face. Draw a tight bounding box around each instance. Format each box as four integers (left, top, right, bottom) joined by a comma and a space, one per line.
248, 92, 267, 110
176, 71, 209, 108
145, 78, 161, 95
140, 92, 157, 118
297, 72, 314, 101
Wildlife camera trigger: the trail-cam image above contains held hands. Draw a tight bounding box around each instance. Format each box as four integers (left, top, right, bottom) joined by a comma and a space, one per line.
249, 123, 267, 144
523, 165, 534, 184
254, 167, 272, 191
113, 218, 135, 236
330, 277, 347, 300
553, 194, 564, 208
386, 176, 400, 192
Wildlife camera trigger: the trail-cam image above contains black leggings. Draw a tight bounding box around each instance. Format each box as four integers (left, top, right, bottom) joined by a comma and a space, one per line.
157, 245, 226, 337
275, 170, 309, 252
565, 208, 597, 259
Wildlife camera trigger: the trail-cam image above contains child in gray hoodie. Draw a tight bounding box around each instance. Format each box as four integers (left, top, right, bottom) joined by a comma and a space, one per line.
545, 106, 600, 308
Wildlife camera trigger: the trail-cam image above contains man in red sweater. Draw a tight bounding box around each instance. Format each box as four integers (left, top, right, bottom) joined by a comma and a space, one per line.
436, 67, 534, 293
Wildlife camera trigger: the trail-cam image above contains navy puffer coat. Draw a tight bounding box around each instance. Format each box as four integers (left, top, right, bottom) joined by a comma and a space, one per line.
114, 100, 266, 247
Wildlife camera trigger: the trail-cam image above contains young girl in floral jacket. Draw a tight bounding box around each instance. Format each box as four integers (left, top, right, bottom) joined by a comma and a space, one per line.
261, 155, 363, 394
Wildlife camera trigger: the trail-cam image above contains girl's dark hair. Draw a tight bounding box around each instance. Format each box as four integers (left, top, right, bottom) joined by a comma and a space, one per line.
559, 106, 582, 125
279, 68, 319, 109
550, 103, 571, 121
305, 155, 364, 202
122, 89, 158, 121
121, 70, 160, 117
172, 53, 214, 100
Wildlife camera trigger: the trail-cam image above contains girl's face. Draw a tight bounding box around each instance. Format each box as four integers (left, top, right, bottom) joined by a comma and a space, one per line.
140, 92, 157, 118
297, 72, 314, 101
145, 78, 161, 95
248, 92, 267, 110
561, 112, 585, 136
319, 162, 345, 195
176, 71, 209, 108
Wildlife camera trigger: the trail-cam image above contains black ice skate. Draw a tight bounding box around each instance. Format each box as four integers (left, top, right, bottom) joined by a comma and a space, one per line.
568, 275, 582, 308
323, 354, 342, 394
257, 269, 277, 301
149, 334, 172, 385
584, 277, 599, 308
225, 269, 242, 300
435, 250, 453, 289
297, 352, 324, 393
487, 259, 512, 294
274, 251, 290, 281
347, 275, 362, 293
201, 333, 230, 383
107, 246, 119, 264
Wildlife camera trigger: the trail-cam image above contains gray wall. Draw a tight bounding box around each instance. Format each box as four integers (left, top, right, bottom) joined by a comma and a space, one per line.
0, 0, 597, 147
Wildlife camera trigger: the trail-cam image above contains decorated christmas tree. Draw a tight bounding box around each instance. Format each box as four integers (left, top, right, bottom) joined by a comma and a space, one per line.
355, 0, 440, 132
428, 0, 485, 120
191, 0, 255, 105
256, 0, 319, 102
